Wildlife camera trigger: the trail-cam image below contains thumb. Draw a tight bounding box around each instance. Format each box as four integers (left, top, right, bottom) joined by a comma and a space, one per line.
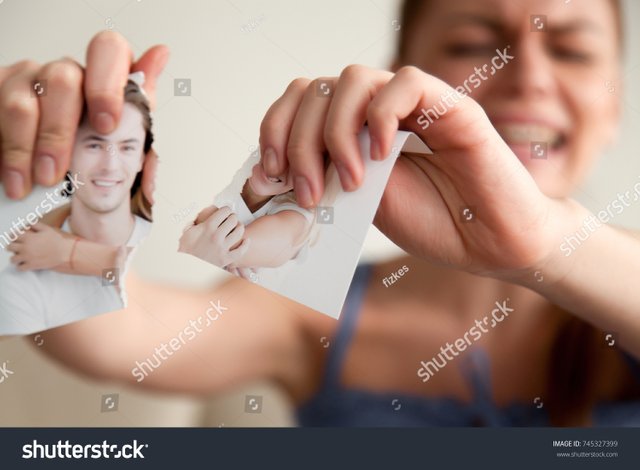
131, 45, 170, 110
194, 205, 219, 225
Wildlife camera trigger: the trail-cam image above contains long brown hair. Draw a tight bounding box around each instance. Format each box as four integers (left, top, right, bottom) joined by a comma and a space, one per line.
64, 79, 154, 221
123, 79, 154, 221
398, 0, 639, 426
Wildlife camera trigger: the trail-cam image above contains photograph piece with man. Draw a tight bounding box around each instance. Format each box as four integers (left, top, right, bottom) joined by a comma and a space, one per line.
0, 74, 154, 335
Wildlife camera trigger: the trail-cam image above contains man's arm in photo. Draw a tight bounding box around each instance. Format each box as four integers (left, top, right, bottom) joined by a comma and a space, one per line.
231, 211, 311, 268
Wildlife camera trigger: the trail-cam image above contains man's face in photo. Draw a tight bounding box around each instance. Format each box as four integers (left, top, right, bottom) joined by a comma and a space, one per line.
69, 103, 146, 214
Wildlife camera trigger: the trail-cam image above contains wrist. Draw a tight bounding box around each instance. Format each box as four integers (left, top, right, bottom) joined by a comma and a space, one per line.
505, 197, 587, 291
68, 237, 81, 270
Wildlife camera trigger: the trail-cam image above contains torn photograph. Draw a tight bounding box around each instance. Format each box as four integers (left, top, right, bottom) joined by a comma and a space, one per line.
179, 128, 431, 318
0, 73, 155, 335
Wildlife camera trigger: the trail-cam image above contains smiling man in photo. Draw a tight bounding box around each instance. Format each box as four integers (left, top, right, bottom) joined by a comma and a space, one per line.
0, 79, 153, 335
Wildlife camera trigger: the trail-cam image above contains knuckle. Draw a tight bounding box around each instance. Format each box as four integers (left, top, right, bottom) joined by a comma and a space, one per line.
323, 126, 343, 151
211, 230, 224, 244
340, 64, 368, 82
220, 207, 233, 223
11, 60, 39, 73
2, 143, 32, 166
84, 87, 121, 104
367, 101, 388, 123
286, 77, 311, 94
308, 77, 337, 101
259, 116, 285, 139
36, 128, 72, 149
1, 93, 37, 121
41, 61, 83, 93
90, 30, 128, 50
395, 65, 423, 84
286, 139, 312, 161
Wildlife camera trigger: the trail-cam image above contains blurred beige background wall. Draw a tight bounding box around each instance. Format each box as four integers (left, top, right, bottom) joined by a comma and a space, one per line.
0, 0, 639, 426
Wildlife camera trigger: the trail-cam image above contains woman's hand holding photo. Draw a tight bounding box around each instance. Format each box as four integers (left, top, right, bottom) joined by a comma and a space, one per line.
260, 65, 640, 357
0, 31, 168, 200
179, 205, 250, 268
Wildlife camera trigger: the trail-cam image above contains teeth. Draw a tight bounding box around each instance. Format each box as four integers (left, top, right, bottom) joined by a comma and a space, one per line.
267, 177, 282, 183
495, 124, 562, 146
93, 180, 118, 187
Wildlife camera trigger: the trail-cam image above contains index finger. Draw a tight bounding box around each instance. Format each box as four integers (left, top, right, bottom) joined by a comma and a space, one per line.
194, 205, 219, 225
84, 31, 133, 134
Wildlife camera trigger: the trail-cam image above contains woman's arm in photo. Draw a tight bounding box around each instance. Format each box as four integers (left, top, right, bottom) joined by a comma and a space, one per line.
179, 205, 311, 269
7, 222, 129, 276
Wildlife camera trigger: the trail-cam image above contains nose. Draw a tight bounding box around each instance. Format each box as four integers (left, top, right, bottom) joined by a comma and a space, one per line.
99, 144, 121, 171
496, 34, 558, 100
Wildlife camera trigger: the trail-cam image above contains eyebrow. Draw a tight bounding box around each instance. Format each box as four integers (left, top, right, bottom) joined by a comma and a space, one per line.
82, 135, 141, 144
551, 20, 604, 36
445, 13, 503, 32
82, 135, 108, 143
445, 13, 603, 36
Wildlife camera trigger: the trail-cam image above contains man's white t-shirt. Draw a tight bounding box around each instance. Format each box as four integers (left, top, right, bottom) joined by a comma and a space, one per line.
0, 215, 151, 335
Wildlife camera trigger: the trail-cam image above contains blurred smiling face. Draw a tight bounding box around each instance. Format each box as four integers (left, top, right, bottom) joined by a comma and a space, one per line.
248, 162, 294, 196
70, 103, 145, 213
402, 0, 621, 197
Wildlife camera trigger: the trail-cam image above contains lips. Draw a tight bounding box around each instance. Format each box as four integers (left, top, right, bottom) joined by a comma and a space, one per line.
91, 179, 123, 188
494, 123, 567, 150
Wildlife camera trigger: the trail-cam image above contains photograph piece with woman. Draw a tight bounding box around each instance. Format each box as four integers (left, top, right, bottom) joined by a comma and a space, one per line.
0, 74, 155, 335
178, 129, 431, 318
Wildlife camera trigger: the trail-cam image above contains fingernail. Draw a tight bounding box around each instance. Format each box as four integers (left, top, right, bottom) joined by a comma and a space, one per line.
370, 136, 381, 161
335, 161, 356, 191
4, 170, 25, 199
294, 176, 314, 207
263, 147, 278, 175
36, 155, 56, 186
94, 112, 115, 134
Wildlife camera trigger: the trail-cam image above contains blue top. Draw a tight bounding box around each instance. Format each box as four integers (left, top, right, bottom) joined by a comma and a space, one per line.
296, 263, 640, 426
